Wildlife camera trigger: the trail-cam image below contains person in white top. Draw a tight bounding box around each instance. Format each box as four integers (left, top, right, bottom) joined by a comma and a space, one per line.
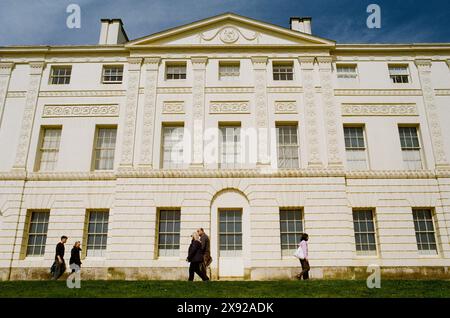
297, 233, 310, 280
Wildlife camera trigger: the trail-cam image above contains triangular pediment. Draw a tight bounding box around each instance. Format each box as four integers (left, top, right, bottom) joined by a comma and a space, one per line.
127, 13, 335, 47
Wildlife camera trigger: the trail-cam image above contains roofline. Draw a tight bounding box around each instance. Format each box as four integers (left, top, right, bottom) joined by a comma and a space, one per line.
126, 12, 336, 46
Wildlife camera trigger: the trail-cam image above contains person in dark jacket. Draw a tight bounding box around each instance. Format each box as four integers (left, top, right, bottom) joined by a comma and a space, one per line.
51, 235, 67, 280
69, 241, 82, 273
197, 228, 212, 274
186, 232, 209, 281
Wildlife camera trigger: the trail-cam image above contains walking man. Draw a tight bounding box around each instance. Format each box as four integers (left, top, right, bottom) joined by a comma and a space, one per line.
197, 228, 212, 278
51, 235, 68, 280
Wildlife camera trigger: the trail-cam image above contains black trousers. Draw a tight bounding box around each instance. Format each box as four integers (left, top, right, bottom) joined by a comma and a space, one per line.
189, 262, 209, 281
299, 259, 310, 280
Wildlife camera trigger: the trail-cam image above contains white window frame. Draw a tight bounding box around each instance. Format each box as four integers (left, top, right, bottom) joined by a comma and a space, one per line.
219, 62, 240, 81
161, 125, 184, 169
102, 65, 124, 84
49, 66, 72, 85
165, 63, 187, 80
412, 209, 438, 255
336, 64, 358, 81
388, 65, 410, 84
25, 211, 50, 257
398, 126, 423, 170
36, 127, 62, 172
279, 208, 303, 257
352, 209, 378, 256
272, 62, 294, 81
85, 210, 109, 257
276, 124, 300, 169
219, 125, 241, 169
92, 126, 117, 171
219, 209, 243, 257
157, 209, 181, 257
344, 126, 369, 170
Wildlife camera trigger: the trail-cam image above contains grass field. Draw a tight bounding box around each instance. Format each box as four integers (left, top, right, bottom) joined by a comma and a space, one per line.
0, 280, 449, 298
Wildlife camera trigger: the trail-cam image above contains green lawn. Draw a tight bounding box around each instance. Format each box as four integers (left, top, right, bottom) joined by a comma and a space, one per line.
0, 280, 449, 298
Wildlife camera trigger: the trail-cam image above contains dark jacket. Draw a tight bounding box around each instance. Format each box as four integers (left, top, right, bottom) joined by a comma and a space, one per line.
69, 247, 82, 266
187, 240, 204, 263
55, 242, 65, 261
200, 234, 211, 256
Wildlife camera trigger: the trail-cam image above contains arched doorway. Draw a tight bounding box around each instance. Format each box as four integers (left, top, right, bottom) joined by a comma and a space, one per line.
210, 189, 250, 279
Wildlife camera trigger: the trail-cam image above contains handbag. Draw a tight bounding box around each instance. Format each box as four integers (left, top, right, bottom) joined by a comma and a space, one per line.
294, 246, 305, 259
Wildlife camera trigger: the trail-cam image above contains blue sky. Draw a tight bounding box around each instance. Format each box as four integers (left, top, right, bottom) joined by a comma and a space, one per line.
0, 0, 449, 46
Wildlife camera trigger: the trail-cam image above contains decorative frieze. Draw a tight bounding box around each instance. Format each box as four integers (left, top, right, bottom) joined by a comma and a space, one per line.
138, 57, 160, 168
415, 59, 449, 169
162, 101, 185, 114
209, 101, 250, 114
317, 56, 343, 168
39, 90, 126, 97
274, 101, 297, 114
191, 57, 208, 166
13, 61, 45, 170
42, 104, 119, 117
341, 103, 418, 116
119, 57, 142, 167
0, 168, 448, 181
251, 56, 269, 165
299, 56, 322, 168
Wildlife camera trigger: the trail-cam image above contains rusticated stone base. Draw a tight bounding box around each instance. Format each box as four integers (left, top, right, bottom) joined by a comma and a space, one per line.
1, 266, 449, 281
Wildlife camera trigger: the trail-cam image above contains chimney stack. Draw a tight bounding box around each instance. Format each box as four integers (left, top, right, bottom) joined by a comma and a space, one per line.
289, 17, 312, 35
99, 19, 129, 45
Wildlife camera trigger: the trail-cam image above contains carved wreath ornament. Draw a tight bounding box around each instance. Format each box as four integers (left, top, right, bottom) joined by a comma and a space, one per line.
199, 26, 259, 44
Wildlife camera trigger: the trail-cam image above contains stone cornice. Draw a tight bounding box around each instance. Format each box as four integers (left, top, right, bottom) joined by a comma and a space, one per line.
1, 169, 449, 181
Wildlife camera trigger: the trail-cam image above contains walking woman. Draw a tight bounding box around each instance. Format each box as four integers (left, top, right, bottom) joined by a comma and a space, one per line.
69, 241, 82, 273
186, 232, 209, 281
297, 233, 310, 280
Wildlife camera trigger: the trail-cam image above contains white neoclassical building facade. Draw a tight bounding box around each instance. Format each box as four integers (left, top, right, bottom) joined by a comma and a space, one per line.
0, 13, 450, 280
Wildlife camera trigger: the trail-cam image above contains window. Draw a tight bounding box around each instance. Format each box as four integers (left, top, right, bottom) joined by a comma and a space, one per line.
353, 210, 377, 255
337, 65, 358, 81
219, 210, 242, 257
344, 126, 368, 170
86, 211, 109, 257
276, 125, 300, 169
219, 125, 241, 169
166, 63, 186, 80
93, 127, 117, 170
158, 209, 181, 257
389, 65, 410, 84
413, 209, 438, 255
273, 62, 294, 81
219, 62, 240, 80
50, 66, 72, 85
279, 209, 303, 256
162, 125, 184, 169
26, 211, 49, 256
102, 65, 123, 83
37, 127, 61, 171
398, 126, 422, 170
